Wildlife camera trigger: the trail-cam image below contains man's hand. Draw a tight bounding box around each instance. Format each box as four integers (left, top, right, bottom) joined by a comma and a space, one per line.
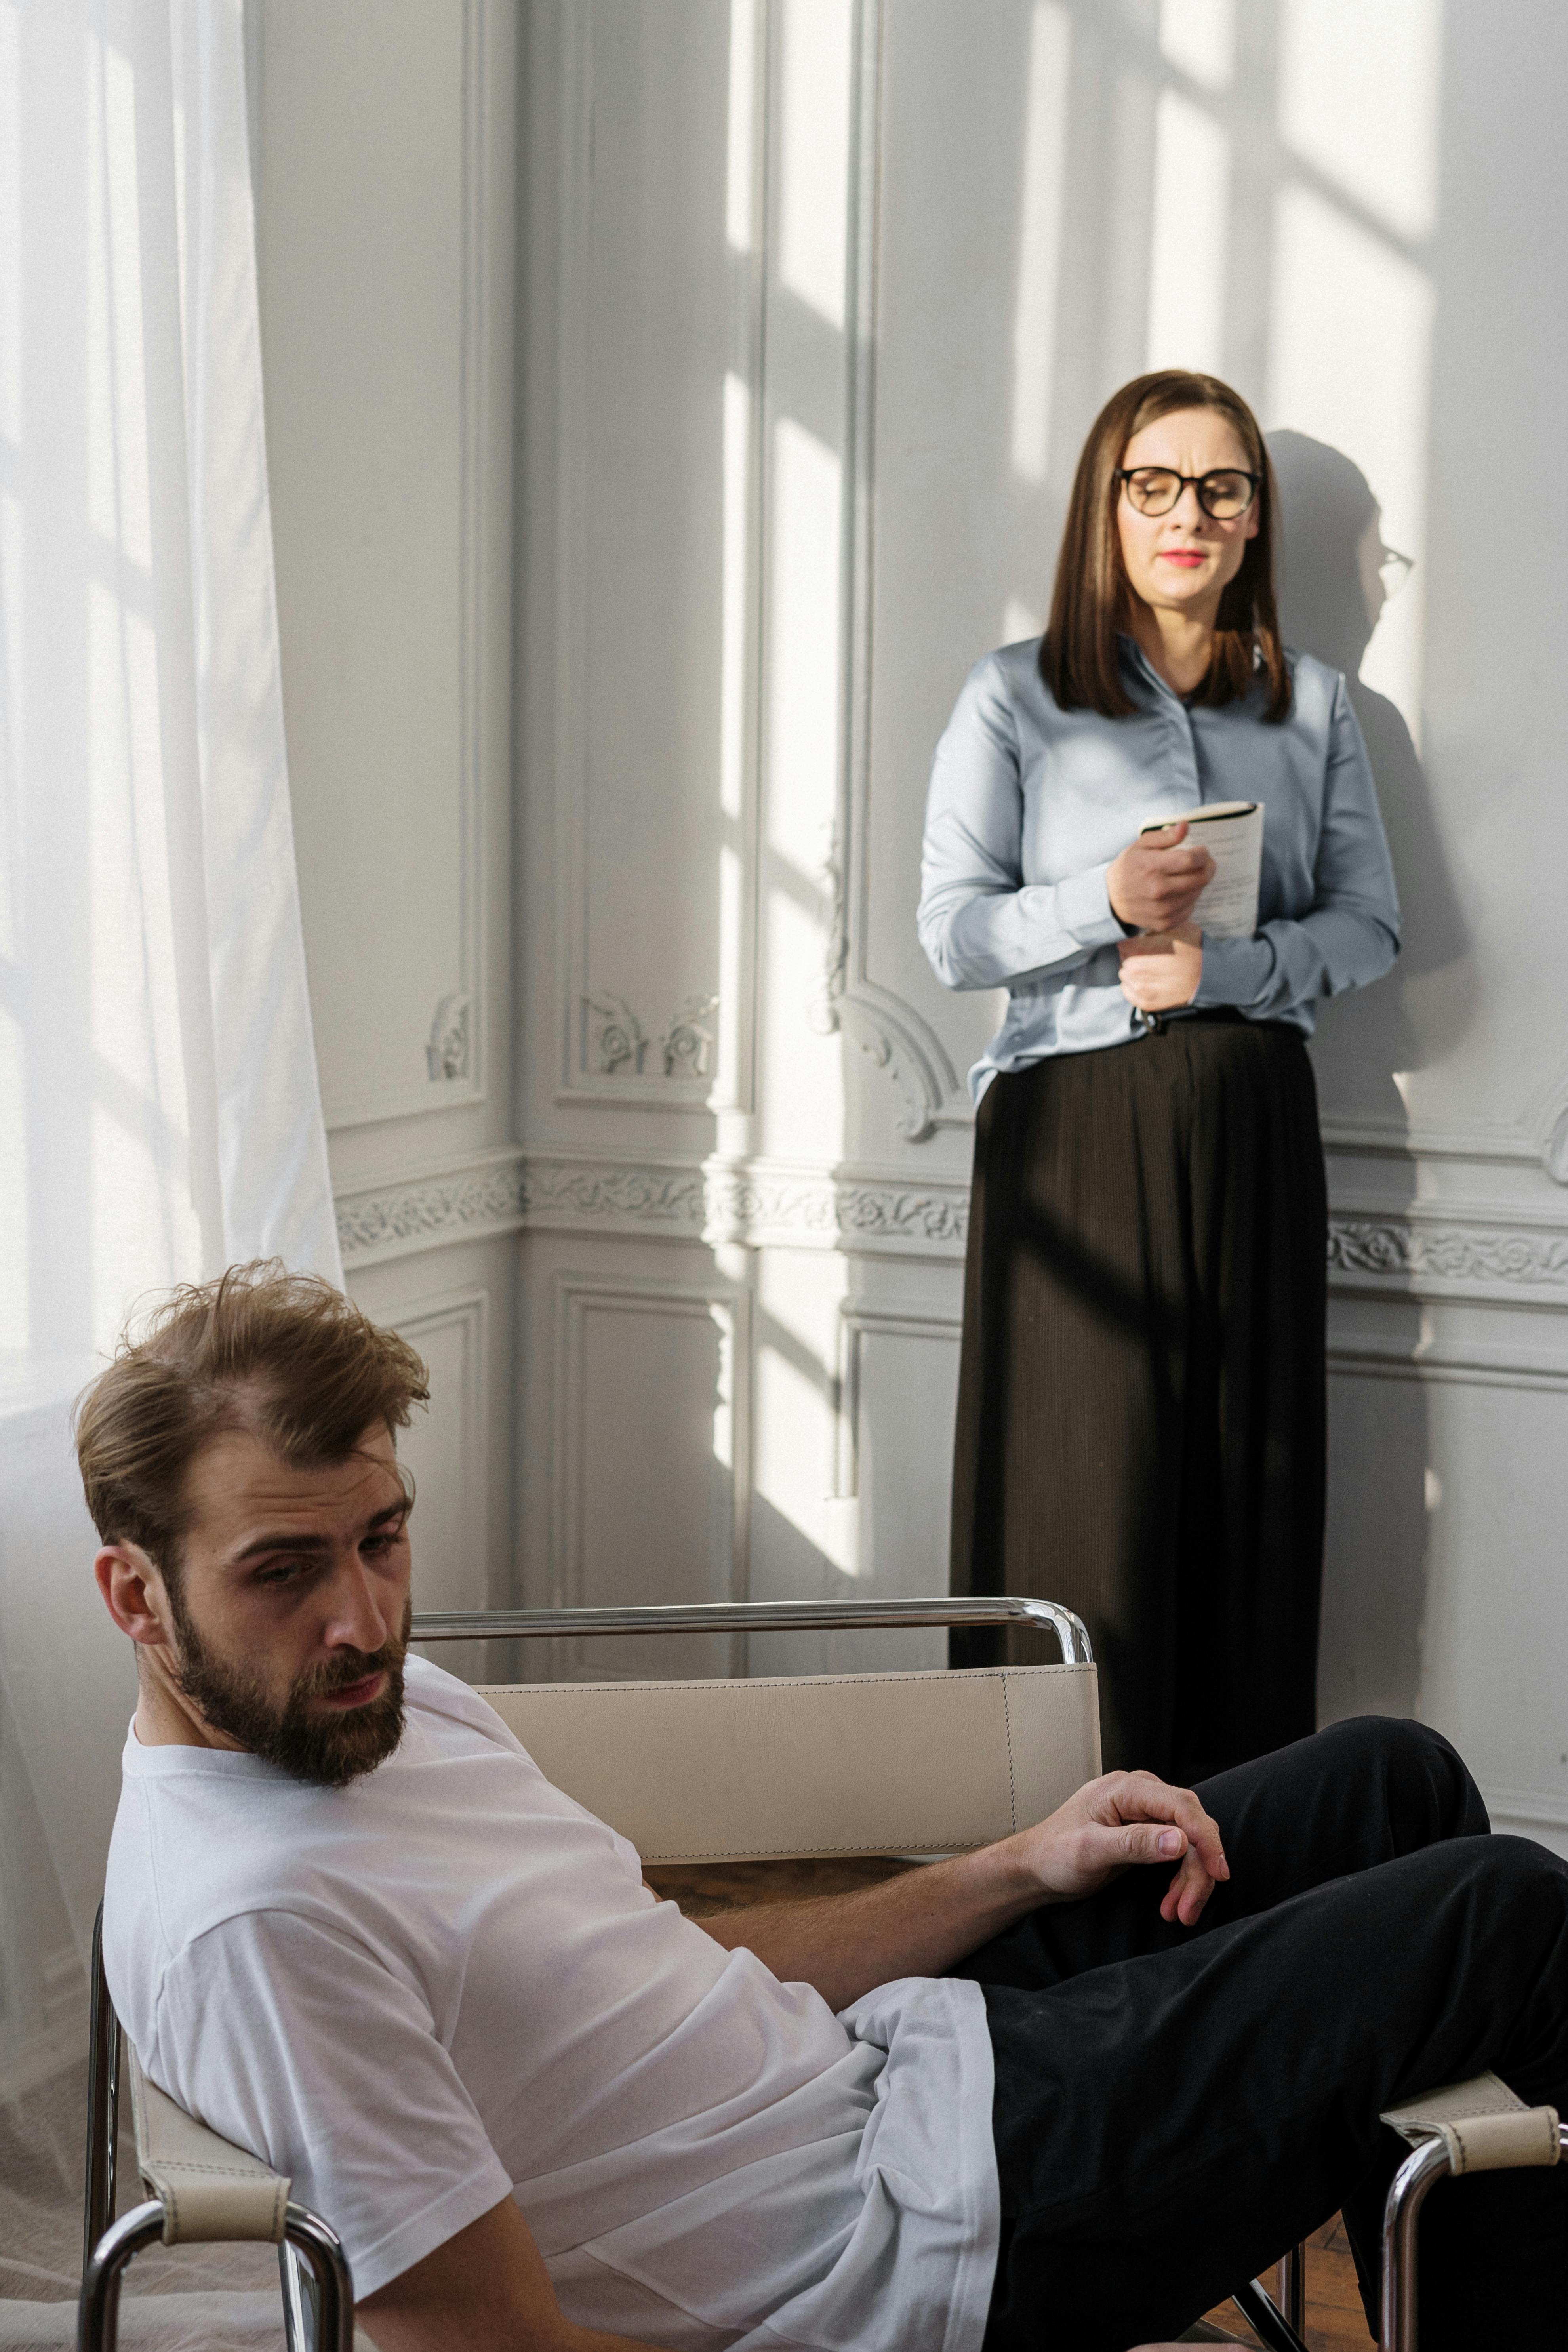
1008, 1769, 1230, 1928
1118, 923, 1203, 1013
700, 1768, 1232, 2007
1107, 821, 1214, 931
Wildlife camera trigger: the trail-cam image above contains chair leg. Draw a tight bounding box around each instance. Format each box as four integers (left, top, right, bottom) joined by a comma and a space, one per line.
282, 2206, 355, 2352
1380, 2123, 1568, 2351
1278, 2239, 1305, 2334
280, 2236, 316, 2352
1233, 2273, 1311, 2352
81, 1905, 121, 2285
1380, 2135, 1451, 2352
75, 2200, 164, 2352
78, 2201, 351, 2352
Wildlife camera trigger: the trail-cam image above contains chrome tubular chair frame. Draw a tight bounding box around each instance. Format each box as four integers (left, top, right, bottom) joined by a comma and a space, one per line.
81, 1908, 118, 2280
80, 1910, 352, 2352
76, 2192, 352, 2352
409, 1592, 1094, 1658
1235, 2263, 1309, 2352
81, 1597, 1087, 2351
1381, 2118, 1568, 2352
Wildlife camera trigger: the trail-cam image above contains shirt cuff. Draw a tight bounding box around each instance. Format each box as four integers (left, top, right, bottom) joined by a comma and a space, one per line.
351, 2157, 514, 2299
1191, 934, 1272, 1009
1053, 863, 1126, 951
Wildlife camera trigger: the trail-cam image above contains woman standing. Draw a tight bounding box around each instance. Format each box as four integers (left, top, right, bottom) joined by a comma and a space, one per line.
918, 371, 1399, 1782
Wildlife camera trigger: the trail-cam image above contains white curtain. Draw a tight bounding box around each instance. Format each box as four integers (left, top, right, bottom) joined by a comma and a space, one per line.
0, 0, 339, 2100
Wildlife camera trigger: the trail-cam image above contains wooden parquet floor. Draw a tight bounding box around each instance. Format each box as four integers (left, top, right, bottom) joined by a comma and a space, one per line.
646, 1858, 1377, 2351
1203, 2215, 1370, 2346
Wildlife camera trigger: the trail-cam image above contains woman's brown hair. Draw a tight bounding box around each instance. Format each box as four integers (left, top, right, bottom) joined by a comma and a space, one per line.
1043, 370, 1291, 724
74, 1261, 430, 1580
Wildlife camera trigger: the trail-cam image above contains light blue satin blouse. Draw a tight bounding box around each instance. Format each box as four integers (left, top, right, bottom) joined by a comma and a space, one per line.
917, 634, 1400, 1100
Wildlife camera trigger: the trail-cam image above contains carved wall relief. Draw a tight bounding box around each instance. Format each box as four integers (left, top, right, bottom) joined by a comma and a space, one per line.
1536, 1069, 1568, 1184
426, 993, 471, 1081
661, 995, 719, 1079
1327, 1216, 1568, 1292
811, 822, 965, 1144
585, 993, 720, 1082
585, 993, 647, 1075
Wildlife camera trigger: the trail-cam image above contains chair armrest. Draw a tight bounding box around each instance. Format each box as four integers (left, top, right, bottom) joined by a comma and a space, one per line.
1382, 2068, 1563, 2174
411, 1594, 1094, 1662
1379, 2072, 1565, 2348
127, 2043, 290, 2244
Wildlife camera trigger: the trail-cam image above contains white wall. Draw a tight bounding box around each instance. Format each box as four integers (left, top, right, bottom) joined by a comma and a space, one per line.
253, 1, 1568, 1850
252, 0, 521, 1674
509, 0, 1568, 1839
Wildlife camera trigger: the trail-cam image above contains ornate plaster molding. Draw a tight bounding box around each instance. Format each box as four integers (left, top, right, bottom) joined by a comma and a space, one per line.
525, 1156, 707, 1235
1545, 1112, 1568, 1186
519, 1153, 972, 1255
1327, 1214, 1568, 1298
702, 1159, 970, 1254
812, 827, 967, 1147
512, 1152, 973, 1256
338, 1152, 1568, 1298
336, 1149, 528, 1266
336, 1150, 973, 1264
584, 992, 719, 1081
425, 992, 471, 1082
1534, 1068, 1568, 1185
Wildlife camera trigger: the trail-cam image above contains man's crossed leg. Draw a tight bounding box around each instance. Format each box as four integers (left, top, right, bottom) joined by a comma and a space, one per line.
957, 1716, 1568, 2350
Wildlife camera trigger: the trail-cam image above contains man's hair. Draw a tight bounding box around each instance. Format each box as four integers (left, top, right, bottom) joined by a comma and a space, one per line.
74, 1261, 429, 1578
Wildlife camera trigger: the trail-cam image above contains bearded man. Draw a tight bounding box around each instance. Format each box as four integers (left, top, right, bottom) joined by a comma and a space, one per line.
82, 1263, 1568, 2352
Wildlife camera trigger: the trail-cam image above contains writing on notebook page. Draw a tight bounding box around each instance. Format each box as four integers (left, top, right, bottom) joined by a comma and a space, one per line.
1141, 801, 1262, 939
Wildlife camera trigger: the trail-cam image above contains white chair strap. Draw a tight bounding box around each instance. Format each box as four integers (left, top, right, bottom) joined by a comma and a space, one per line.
1381, 2069, 1562, 2175
129, 2044, 291, 2244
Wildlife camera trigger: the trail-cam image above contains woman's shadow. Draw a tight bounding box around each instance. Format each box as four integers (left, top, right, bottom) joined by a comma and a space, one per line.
1268, 431, 1474, 1108
1267, 431, 1473, 1725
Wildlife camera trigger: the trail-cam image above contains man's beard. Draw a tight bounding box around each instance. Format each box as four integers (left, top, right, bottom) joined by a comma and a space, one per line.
168, 1592, 413, 1789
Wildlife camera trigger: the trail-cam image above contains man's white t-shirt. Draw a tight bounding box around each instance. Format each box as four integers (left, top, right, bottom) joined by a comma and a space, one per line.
104, 1657, 999, 2351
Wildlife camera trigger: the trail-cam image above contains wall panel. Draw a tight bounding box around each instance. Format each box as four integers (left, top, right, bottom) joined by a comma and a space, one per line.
834, 1309, 961, 1670
395, 1287, 488, 1610
554, 1273, 747, 1678
256, 0, 520, 1625
260, 0, 488, 1128
551, 0, 756, 1116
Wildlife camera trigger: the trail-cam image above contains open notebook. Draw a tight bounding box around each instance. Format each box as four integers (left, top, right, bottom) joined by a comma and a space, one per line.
1140, 800, 1263, 939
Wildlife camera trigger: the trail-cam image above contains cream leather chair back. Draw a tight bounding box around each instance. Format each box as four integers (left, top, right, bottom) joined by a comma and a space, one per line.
478, 1662, 1101, 1863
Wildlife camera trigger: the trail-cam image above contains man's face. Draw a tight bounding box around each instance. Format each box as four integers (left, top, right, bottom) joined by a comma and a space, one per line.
160, 1423, 415, 1788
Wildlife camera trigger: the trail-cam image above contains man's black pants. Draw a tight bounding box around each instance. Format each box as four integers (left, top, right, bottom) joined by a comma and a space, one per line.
951, 1717, 1568, 2350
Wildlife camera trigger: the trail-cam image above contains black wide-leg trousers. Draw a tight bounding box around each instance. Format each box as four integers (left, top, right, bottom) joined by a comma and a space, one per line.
950, 1014, 1327, 1782
951, 1718, 1568, 2351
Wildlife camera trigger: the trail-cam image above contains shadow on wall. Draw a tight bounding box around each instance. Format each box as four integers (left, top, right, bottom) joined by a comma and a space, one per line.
1320, 1332, 1431, 1725
1267, 433, 1458, 1727
1269, 431, 1475, 1119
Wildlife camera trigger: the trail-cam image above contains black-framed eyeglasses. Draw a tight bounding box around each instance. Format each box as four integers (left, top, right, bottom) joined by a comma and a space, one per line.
1116, 467, 1261, 520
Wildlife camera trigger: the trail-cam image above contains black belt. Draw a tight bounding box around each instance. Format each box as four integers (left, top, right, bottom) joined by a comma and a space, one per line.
1135, 1006, 1247, 1036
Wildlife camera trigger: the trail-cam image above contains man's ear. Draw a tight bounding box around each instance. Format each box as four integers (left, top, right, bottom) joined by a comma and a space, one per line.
96, 1543, 175, 1648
